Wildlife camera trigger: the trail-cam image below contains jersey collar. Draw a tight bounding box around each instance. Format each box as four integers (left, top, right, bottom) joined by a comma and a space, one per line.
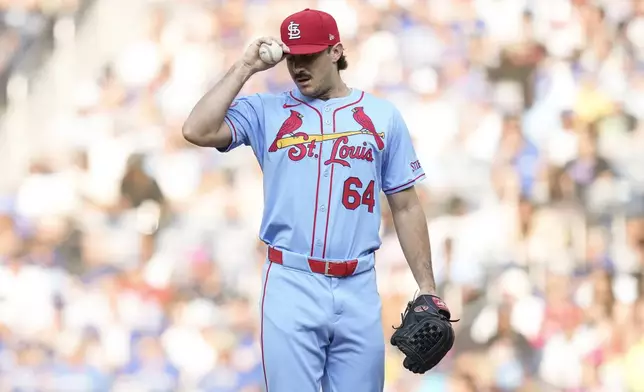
290, 86, 362, 107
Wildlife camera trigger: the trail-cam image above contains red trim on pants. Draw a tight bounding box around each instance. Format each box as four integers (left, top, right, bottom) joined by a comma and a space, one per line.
260, 262, 273, 391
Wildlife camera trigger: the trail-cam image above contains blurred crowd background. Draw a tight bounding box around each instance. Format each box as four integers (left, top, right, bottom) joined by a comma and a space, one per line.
1, 0, 644, 391
0, 0, 94, 114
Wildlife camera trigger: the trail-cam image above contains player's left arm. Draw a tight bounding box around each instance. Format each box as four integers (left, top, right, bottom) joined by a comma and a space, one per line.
382, 108, 436, 295
387, 187, 436, 295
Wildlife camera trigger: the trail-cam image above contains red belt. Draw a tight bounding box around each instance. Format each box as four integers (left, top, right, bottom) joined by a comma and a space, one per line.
268, 247, 358, 277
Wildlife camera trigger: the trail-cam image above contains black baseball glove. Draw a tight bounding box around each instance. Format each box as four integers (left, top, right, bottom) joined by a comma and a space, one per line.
390, 294, 458, 374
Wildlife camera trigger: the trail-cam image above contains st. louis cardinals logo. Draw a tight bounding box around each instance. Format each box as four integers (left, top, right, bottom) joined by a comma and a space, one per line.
268, 110, 306, 152
352, 107, 385, 150
268, 107, 385, 168
287, 21, 301, 40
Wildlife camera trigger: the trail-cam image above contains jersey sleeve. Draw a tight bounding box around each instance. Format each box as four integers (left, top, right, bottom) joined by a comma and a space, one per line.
381, 108, 426, 195
218, 94, 265, 153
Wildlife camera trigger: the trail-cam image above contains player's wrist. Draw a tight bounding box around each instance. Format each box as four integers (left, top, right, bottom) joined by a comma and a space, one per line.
232, 60, 255, 82
418, 287, 437, 296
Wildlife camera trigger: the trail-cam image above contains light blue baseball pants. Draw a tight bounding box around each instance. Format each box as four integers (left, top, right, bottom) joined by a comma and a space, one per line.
258, 248, 385, 392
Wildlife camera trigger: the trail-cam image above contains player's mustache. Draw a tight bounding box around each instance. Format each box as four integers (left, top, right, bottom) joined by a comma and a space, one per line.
294, 72, 312, 80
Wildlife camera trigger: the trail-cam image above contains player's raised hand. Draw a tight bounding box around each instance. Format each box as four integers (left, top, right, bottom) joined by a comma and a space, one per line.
241, 37, 290, 74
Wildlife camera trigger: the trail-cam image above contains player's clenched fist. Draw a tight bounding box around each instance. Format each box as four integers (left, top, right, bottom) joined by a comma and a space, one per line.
241, 37, 290, 74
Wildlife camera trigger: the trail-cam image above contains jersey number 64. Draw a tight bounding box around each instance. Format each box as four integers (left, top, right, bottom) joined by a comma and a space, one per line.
342, 177, 375, 213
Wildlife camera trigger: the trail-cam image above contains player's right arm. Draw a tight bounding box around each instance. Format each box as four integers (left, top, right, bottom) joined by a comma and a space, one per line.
182, 37, 289, 149
182, 62, 253, 148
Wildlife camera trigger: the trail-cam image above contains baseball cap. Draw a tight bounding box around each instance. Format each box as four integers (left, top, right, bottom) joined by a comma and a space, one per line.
280, 8, 340, 55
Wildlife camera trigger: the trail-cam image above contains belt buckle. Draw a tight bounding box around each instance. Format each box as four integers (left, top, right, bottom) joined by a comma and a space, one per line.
324, 260, 332, 276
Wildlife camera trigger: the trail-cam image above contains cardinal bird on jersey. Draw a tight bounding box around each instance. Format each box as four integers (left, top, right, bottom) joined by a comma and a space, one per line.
352, 107, 384, 150
269, 110, 306, 152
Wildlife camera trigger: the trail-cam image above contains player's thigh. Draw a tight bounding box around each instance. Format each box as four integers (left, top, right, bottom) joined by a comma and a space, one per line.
322, 269, 385, 392
260, 260, 332, 391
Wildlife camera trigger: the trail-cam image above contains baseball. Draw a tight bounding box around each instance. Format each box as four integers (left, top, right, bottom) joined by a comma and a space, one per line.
259, 41, 283, 64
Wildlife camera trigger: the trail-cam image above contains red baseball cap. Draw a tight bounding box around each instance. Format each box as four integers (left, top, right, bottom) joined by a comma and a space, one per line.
280, 8, 340, 55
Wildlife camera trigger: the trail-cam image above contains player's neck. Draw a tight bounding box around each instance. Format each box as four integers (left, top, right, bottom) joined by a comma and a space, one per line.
316, 76, 350, 101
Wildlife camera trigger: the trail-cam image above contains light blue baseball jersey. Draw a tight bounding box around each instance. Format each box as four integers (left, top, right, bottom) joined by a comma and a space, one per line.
220, 87, 425, 260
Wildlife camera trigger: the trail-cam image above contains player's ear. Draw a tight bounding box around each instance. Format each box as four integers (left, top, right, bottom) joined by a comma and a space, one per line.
329, 43, 344, 64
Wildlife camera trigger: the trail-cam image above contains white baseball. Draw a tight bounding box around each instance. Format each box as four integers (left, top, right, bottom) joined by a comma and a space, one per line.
259, 41, 283, 65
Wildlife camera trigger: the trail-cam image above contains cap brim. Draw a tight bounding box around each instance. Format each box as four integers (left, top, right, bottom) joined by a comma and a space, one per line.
287, 44, 328, 55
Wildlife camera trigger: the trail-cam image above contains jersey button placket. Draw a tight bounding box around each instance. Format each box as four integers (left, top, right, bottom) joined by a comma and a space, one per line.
313, 110, 334, 258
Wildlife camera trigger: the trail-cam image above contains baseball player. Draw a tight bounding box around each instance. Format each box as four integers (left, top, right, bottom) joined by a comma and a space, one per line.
183, 8, 455, 392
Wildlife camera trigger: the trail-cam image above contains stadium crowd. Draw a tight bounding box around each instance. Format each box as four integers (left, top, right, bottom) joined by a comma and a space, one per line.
1, 0, 644, 391
0, 0, 88, 113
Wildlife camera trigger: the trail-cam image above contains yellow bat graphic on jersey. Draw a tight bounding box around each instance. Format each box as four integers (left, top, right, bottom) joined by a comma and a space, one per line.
276, 130, 385, 149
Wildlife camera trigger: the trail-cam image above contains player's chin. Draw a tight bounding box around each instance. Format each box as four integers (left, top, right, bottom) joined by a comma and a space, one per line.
295, 79, 316, 96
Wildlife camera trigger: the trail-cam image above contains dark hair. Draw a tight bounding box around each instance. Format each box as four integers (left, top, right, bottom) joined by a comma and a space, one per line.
337, 54, 348, 71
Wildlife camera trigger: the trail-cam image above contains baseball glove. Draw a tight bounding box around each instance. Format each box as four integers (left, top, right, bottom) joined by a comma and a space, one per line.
390, 294, 458, 374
